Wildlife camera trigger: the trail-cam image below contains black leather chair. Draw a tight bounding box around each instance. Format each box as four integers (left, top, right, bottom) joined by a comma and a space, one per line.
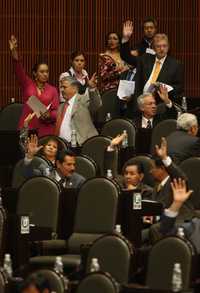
77, 272, 119, 293
151, 119, 177, 154
97, 89, 120, 123
30, 177, 119, 272
82, 135, 118, 176
86, 234, 133, 284
180, 157, 200, 209
11, 156, 52, 189
17, 177, 60, 234
101, 118, 136, 147
75, 155, 98, 179
146, 236, 192, 290
0, 204, 7, 266
0, 103, 23, 131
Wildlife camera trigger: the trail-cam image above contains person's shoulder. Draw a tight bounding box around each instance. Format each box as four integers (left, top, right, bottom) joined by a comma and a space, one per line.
165, 55, 182, 66
73, 172, 86, 182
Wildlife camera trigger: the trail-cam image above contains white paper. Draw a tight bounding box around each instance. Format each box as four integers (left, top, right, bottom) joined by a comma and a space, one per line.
147, 82, 173, 93
117, 80, 135, 100
146, 48, 156, 55
27, 96, 48, 118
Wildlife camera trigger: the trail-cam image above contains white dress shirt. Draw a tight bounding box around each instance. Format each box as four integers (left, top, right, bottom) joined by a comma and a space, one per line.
142, 116, 154, 128
59, 95, 76, 142
143, 55, 167, 93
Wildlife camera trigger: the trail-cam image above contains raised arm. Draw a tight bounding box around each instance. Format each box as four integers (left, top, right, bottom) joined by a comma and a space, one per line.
120, 21, 138, 67
9, 35, 30, 87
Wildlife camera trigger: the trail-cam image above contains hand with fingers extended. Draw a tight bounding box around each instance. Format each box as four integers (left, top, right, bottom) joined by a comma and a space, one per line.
24, 112, 36, 128
157, 84, 171, 105
155, 137, 168, 160
88, 72, 98, 89
26, 134, 43, 159
110, 133, 127, 148
122, 20, 134, 41
9, 35, 19, 60
171, 178, 193, 205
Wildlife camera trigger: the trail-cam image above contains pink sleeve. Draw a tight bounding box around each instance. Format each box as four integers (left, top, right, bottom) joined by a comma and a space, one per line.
49, 88, 59, 122
14, 60, 31, 88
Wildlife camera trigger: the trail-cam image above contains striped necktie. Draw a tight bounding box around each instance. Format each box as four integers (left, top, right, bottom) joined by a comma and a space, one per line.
54, 102, 69, 135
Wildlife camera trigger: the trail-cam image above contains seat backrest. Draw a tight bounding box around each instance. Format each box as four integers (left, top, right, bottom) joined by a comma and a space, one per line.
0, 206, 7, 266
77, 272, 119, 293
12, 156, 51, 189
0, 103, 23, 131
101, 118, 136, 147
146, 236, 192, 290
180, 157, 200, 209
82, 135, 118, 176
38, 135, 68, 151
75, 155, 98, 179
30, 270, 65, 293
97, 89, 120, 123
123, 156, 155, 187
86, 234, 133, 284
68, 178, 119, 253
151, 119, 177, 154
17, 177, 60, 232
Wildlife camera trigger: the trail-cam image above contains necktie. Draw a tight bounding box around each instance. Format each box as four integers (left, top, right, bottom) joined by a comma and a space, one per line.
146, 120, 152, 129
54, 102, 69, 135
150, 61, 161, 84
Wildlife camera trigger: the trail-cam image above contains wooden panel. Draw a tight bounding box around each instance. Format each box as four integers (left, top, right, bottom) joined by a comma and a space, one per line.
0, 0, 199, 107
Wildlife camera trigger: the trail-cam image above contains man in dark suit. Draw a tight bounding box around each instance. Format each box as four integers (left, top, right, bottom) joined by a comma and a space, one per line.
159, 178, 200, 253
131, 16, 157, 56
23, 136, 85, 188
166, 113, 200, 164
150, 137, 194, 222
133, 86, 177, 129
120, 21, 184, 107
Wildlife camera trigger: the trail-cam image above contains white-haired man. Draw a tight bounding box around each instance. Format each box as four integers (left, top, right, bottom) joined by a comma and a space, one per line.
166, 113, 200, 164
133, 85, 177, 129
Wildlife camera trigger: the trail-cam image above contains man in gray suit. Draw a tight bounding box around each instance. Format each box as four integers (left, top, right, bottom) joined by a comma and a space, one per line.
55, 75, 102, 146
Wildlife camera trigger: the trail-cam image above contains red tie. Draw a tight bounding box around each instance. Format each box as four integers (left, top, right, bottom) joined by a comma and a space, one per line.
54, 102, 69, 135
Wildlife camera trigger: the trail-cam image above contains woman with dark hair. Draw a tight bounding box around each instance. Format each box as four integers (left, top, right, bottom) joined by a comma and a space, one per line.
99, 32, 129, 92
59, 51, 89, 95
9, 35, 59, 137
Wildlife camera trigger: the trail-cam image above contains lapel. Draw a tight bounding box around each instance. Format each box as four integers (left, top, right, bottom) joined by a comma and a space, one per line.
71, 94, 80, 117
145, 54, 156, 79
157, 55, 170, 82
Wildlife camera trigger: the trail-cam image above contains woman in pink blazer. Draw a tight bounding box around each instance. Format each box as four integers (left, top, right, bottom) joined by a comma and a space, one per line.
9, 35, 59, 137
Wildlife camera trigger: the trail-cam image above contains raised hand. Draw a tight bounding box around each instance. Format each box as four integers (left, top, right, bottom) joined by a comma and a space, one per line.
110, 133, 127, 148
171, 178, 193, 204
9, 35, 18, 60
122, 20, 134, 41
157, 84, 171, 104
88, 72, 98, 89
24, 112, 36, 128
155, 137, 168, 160
26, 134, 43, 159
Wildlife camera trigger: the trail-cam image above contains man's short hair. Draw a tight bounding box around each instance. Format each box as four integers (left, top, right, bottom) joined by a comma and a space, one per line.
153, 33, 169, 46
143, 16, 157, 27
137, 92, 154, 108
56, 149, 76, 163
177, 113, 198, 131
60, 76, 80, 88
21, 273, 50, 292
122, 159, 144, 175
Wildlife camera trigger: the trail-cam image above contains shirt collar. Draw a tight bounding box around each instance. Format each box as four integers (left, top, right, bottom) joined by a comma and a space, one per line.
160, 175, 169, 187
69, 67, 88, 79
142, 116, 153, 123
155, 55, 167, 65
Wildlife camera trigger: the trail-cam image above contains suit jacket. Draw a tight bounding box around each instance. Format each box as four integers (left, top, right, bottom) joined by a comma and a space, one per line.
23, 160, 85, 188
152, 162, 195, 222
57, 89, 102, 145
132, 103, 177, 128
120, 41, 184, 100
166, 130, 200, 164
160, 214, 200, 253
